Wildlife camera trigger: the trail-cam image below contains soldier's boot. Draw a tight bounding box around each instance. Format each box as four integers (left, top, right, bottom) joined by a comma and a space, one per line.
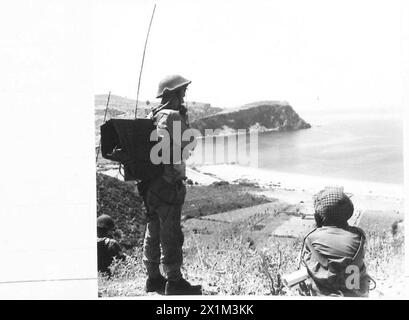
145, 275, 167, 294
165, 278, 202, 295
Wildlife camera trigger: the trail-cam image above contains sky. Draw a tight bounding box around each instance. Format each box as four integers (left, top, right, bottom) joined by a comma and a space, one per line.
93, 0, 404, 112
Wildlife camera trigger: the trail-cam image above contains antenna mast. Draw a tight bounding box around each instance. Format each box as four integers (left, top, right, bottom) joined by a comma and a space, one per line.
134, 3, 157, 119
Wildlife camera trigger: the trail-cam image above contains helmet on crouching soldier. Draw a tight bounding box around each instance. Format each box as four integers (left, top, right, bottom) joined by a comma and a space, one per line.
97, 214, 115, 237
313, 187, 354, 227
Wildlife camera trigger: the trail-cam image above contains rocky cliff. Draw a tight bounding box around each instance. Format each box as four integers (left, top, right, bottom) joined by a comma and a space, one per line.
190, 101, 311, 136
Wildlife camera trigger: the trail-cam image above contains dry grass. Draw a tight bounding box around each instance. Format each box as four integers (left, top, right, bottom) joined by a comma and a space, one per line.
99, 210, 404, 297
97, 176, 404, 298
183, 183, 270, 219
98, 233, 302, 297
97, 173, 270, 250
359, 212, 405, 297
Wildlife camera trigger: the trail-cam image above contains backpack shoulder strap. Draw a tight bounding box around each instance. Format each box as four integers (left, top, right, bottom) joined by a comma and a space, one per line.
298, 228, 317, 268
351, 231, 365, 264
152, 109, 171, 126
154, 108, 172, 118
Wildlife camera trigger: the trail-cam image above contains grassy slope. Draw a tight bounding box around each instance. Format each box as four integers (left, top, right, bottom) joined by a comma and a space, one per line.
359, 211, 405, 297
183, 182, 270, 219
97, 173, 270, 250
99, 177, 405, 297
97, 173, 146, 249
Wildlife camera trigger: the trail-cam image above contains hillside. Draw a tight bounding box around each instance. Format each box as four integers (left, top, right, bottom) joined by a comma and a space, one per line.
98, 173, 405, 297
190, 101, 311, 135
95, 94, 222, 144
96, 173, 146, 249
185, 102, 223, 122
95, 94, 221, 121
96, 172, 270, 250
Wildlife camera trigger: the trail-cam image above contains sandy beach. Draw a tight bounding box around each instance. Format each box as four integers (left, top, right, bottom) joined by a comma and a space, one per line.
193, 164, 403, 197
189, 164, 404, 214
99, 162, 404, 213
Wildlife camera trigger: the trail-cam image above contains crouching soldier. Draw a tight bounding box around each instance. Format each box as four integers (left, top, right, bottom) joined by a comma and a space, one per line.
97, 214, 125, 276
299, 188, 373, 297
138, 75, 201, 295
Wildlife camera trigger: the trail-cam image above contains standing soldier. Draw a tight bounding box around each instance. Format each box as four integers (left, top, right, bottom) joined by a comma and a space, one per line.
138, 75, 202, 295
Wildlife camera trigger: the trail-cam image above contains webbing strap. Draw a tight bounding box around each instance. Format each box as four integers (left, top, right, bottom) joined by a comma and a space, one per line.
298, 228, 317, 268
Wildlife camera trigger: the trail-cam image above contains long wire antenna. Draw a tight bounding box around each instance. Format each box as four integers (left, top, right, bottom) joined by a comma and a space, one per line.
134, 3, 157, 119
96, 91, 111, 163
102, 91, 111, 124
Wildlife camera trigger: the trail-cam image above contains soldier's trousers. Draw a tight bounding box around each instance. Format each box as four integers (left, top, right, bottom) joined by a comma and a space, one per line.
140, 176, 186, 281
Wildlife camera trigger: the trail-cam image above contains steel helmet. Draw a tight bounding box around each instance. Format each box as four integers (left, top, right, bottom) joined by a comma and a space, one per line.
97, 214, 115, 230
156, 74, 191, 98
313, 188, 354, 225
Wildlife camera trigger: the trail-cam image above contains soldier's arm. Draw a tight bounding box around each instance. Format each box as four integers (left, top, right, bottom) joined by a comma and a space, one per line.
107, 240, 126, 261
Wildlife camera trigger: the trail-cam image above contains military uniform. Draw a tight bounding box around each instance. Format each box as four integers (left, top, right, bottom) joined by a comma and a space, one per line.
97, 214, 125, 276
97, 237, 124, 275
300, 188, 371, 297
302, 226, 370, 297
140, 75, 201, 295
142, 106, 191, 281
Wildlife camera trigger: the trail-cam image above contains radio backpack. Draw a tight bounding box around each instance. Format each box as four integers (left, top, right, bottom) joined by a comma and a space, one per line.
100, 118, 163, 181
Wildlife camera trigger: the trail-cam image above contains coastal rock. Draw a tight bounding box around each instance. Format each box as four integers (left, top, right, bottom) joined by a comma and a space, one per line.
190, 101, 311, 136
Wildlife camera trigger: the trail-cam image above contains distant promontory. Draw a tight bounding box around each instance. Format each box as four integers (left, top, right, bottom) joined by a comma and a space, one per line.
190, 101, 311, 136
94, 95, 311, 139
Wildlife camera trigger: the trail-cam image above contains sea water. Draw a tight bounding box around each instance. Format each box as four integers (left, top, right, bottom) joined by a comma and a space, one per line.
191, 111, 404, 185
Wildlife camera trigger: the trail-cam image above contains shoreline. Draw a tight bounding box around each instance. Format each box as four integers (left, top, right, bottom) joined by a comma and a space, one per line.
192, 163, 404, 200
97, 162, 403, 200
